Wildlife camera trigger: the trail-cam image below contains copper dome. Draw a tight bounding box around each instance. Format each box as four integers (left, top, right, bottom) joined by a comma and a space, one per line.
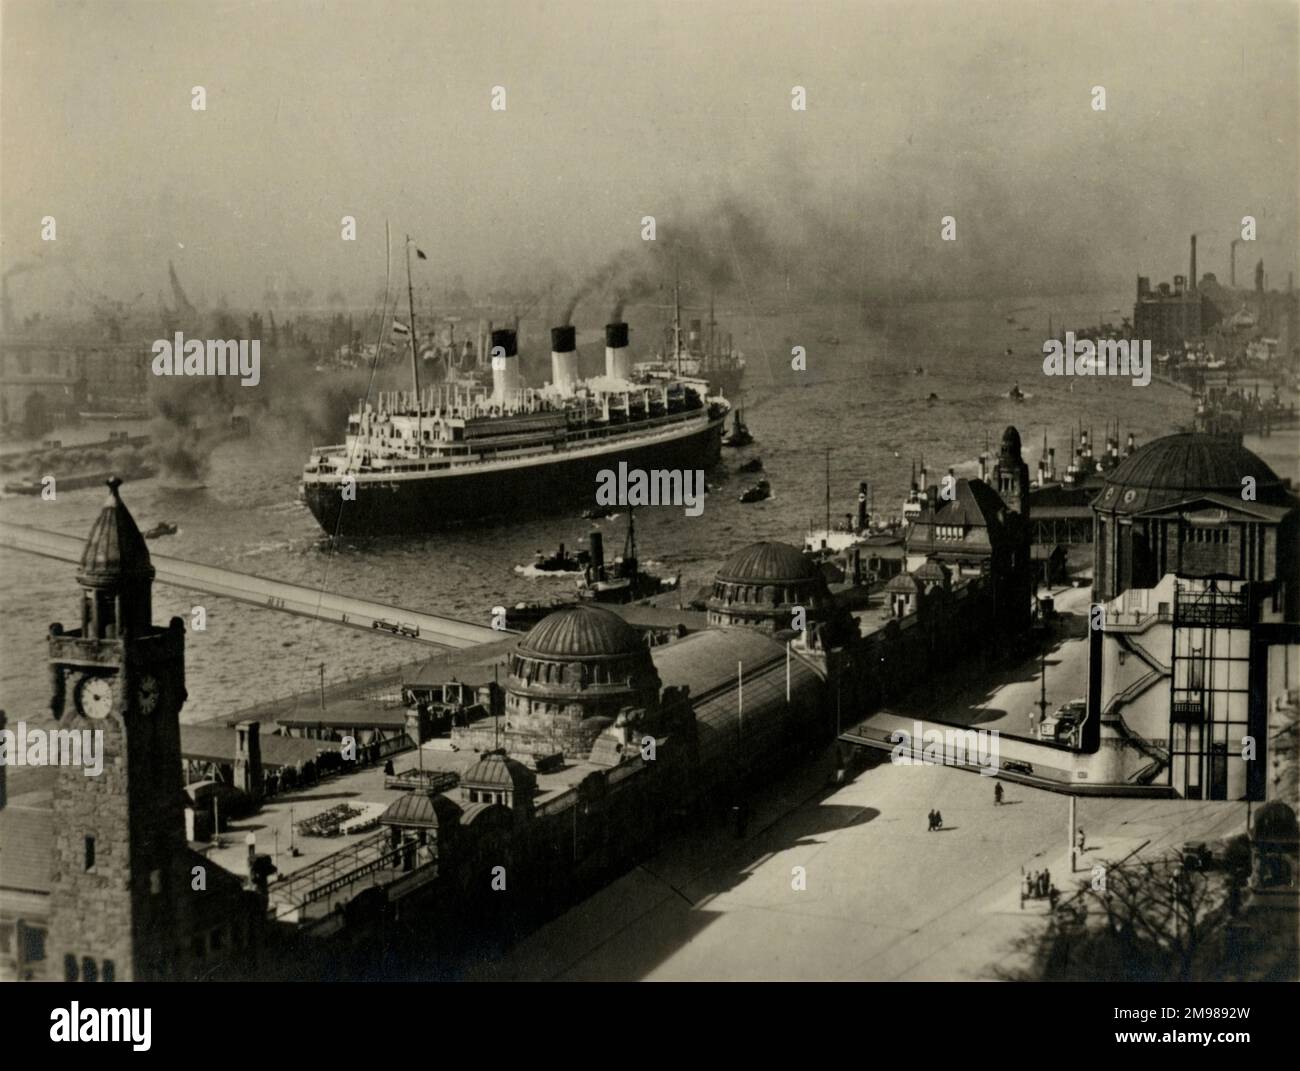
1096, 433, 1290, 515
518, 604, 644, 660
716, 541, 818, 584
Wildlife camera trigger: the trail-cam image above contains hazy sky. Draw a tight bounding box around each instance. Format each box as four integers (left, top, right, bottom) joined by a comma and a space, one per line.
2, 0, 1296, 312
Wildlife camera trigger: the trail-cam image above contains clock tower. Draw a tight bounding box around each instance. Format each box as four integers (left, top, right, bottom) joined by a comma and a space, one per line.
47, 478, 189, 982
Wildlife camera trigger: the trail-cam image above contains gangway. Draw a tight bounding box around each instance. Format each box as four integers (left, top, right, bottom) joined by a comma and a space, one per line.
0, 519, 512, 648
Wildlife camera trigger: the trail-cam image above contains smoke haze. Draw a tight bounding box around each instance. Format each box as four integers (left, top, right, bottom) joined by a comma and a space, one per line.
2, 0, 1296, 317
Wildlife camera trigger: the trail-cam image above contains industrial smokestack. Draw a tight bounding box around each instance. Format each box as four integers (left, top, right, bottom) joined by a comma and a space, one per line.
550, 325, 578, 395
1190, 234, 1197, 290
604, 322, 631, 381
490, 327, 522, 404
589, 530, 605, 581
857, 482, 868, 530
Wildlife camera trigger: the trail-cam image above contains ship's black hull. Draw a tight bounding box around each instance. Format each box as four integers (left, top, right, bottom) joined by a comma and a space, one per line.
303, 417, 725, 536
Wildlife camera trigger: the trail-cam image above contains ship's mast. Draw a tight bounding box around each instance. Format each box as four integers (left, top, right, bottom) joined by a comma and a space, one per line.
673, 272, 682, 377
405, 236, 422, 445
825, 446, 831, 539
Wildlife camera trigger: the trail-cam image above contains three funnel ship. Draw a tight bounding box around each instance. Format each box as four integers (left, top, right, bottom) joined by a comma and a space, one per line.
301, 322, 730, 535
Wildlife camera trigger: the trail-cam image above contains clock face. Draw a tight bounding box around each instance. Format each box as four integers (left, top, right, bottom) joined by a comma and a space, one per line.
137, 674, 161, 715
77, 675, 117, 720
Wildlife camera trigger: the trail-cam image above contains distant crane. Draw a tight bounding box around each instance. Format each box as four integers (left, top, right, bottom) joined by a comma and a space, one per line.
168, 260, 197, 318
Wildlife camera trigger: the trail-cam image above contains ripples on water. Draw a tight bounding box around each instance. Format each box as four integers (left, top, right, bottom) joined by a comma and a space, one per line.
4, 292, 1200, 722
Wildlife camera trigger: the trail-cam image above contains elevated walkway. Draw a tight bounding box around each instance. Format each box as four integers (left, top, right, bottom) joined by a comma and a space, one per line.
840, 710, 1175, 798
0, 519, 510, 649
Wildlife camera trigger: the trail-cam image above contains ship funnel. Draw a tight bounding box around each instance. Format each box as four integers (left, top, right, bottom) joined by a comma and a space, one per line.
589, 529, 605, 581
857, 481, 868, 530
550, 325, 578, 395
490, 327, 522, 404
605, 322, 631, 382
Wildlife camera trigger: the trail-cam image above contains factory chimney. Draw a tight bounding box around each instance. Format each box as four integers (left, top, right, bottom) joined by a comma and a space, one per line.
550, 325, 578, 395
604, 322, 631, 381
1190, 234, 1197, 290
490, 328, 522, 405
588, 530, 606, 582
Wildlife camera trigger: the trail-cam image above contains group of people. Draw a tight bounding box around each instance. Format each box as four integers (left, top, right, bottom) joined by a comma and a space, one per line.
926, 809, 944, 831
1023, 868, 1058, 906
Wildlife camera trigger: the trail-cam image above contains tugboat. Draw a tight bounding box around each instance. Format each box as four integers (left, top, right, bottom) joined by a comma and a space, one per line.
515, 541, 590, 577
722, 404, 753, 448
737, 456, 764, 474
578, 509, 676, 603
739, 478, 771, 503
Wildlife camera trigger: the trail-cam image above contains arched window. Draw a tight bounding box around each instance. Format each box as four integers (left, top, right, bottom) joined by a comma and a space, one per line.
102, 960, 115, 983
82, 957, 98, 982
64, 954, 77, 982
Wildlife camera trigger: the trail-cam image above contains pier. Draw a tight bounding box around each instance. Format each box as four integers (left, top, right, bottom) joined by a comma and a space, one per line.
0, 519, 511, 649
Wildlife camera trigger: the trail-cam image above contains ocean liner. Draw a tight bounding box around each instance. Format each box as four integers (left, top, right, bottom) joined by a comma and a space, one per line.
301, 321, 729, 535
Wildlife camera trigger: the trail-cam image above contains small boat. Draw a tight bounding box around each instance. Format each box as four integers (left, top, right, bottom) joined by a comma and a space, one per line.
582, 506, 616, 520
143, 522, 178, 539
818, 334, 841, 345
738, 457, 764, 474
739, 479, 771, 504
1017, 325, 1030, 332
722, 407, 753, 448
911, 366, 925, 375
926, 392, 940, 405
1008, 384, 1026, 402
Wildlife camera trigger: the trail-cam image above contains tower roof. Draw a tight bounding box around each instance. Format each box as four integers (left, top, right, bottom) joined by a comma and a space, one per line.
77, 477, 155, 588
462, 750, 538, 793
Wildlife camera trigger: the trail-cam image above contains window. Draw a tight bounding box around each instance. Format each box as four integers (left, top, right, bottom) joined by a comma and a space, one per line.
84, 836, 96, 872
82, 956, 98, 982
17, 922, 44, 964
102, 960, 115, 982
64, 954, 78, 982
150, 869, 162, 895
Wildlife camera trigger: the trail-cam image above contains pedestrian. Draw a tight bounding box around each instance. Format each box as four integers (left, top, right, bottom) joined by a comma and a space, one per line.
1028, 709, 1036, 735
934, 810, 943, 830
1076, 827, 1086, 854
1042, 867, 1051, 895
927, 809, 936, 832
994, 782, 1004, 805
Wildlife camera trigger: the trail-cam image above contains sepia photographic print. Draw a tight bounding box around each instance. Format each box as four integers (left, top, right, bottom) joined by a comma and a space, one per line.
0, 0, 1297, 1044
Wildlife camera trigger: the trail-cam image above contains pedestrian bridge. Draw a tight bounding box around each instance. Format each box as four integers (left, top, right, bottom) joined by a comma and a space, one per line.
0, 520, 511, 649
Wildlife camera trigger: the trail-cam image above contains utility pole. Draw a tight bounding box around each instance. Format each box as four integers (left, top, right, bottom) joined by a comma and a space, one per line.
1069, 795, 1077, 872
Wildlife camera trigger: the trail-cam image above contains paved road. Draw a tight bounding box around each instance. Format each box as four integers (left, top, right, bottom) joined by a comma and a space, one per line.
468, 600, 1246, 981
